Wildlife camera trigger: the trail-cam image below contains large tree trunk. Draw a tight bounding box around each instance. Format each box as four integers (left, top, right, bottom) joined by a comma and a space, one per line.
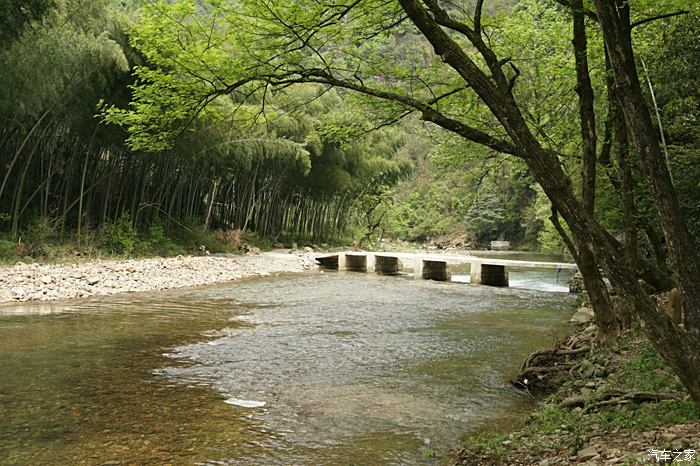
527, 149, 700, 405
572, 0, 618, 343
592, 0, 700, 337
603, 50, 638, 274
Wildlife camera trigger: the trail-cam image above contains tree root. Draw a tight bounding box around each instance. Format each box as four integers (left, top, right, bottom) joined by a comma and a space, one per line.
512, 329, 595, 393
559, 389, 675, 412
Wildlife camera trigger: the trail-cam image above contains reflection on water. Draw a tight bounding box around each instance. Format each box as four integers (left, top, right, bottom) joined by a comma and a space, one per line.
0, 267, 575, 465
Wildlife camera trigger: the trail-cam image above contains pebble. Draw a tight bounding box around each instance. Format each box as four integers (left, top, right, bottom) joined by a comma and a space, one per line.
0, 253, 315, 305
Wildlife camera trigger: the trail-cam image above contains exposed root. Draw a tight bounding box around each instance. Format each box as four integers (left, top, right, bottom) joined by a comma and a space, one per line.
577, 391, 674, 413
511, 326, 595, 393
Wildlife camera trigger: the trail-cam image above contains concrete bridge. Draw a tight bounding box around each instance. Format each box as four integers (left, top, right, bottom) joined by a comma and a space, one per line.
315, 252, 577, 287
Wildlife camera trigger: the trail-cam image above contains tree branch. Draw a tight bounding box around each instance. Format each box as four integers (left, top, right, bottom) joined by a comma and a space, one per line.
508, 63, 521, 92
421, 0, 512, 93
550, 207, 580, 262
631, 10, 689, 29
269, 69, 521, 157
474, 0, 485, 34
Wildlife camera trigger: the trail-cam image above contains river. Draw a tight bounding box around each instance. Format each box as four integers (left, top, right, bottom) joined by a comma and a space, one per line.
0, 261, 575, 465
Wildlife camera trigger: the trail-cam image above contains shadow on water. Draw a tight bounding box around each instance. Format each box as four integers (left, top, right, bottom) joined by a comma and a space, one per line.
0, 267, 575, 465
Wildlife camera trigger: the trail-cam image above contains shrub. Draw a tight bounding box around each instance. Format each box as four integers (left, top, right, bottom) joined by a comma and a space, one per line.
143, 222, 178, 255
99, 212, 137, 254
0, 238, 16, 259
18, 217, 55, 257
214, 229, 244, 250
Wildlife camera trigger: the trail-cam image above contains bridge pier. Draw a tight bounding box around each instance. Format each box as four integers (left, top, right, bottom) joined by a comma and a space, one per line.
374, 255, 402, 275
414, 259, 450, 281
470, 262, 509, 287
316, 255, 340, 270
344, 253, 370, 272
315, 252, 573, 288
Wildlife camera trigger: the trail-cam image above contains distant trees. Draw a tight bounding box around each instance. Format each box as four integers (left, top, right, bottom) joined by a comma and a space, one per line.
382, 140, 539, 246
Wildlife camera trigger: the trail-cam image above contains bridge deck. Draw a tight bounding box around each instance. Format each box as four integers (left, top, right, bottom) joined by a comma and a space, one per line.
338, 251, 577, 270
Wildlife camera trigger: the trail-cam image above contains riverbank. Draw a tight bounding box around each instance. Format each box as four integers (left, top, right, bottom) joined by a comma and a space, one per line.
455, 324, 700, 465
0, 251, 316, 304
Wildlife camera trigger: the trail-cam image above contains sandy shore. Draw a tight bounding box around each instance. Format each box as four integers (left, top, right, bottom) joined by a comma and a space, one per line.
0, 251, 317, 304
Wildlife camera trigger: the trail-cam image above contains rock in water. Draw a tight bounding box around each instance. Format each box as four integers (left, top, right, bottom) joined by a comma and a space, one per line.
224, 397, 266, 408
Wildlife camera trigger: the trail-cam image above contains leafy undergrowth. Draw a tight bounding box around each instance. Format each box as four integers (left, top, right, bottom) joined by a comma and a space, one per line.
455, 326, 700, 465
0, 216, 318, 266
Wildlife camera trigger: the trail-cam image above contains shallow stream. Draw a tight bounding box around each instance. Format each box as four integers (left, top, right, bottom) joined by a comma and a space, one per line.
0, 262, 574, 464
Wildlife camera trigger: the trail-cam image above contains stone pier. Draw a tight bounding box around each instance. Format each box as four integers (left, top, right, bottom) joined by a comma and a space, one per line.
414, 259, 450, 281
315, 251, 571, 287
470, 262, 509, 287
316, 255, 339, 270
374, 255, 402, 275
344, 253, 369, 272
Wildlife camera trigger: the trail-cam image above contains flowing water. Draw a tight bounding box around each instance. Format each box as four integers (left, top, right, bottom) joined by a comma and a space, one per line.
0, 263, 575, 465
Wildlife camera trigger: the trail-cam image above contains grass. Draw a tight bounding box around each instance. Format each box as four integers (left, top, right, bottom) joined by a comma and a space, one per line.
587, 332, 699, 430
530, 404, 575, 433
459, 431, 513, 459
593, 399, 699, 430
613, 340, 679, 391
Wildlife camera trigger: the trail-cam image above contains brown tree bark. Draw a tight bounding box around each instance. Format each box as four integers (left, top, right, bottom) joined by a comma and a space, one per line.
572, 0, 618, 342
592, 0, 700, 337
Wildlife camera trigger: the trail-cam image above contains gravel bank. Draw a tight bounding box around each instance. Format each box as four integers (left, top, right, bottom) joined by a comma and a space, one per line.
0, 252, 316, 304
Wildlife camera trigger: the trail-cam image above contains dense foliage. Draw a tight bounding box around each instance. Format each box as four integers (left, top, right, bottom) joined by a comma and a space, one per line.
0, 0, 415, 258
2, 1, 697, 256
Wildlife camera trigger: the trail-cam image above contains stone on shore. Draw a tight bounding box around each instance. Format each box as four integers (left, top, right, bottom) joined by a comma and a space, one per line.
570, 307, 594, 323
0, 253, 315, 305
576, 445, 598, 461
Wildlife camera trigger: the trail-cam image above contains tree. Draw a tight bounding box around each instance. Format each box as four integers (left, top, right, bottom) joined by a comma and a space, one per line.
109, 0, 700, 405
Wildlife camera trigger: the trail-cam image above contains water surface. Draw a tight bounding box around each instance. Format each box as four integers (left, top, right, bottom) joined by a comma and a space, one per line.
0, 267, 574, 464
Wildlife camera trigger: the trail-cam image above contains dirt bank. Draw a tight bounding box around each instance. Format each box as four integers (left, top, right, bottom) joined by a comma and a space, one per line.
0, 251, 316, 304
